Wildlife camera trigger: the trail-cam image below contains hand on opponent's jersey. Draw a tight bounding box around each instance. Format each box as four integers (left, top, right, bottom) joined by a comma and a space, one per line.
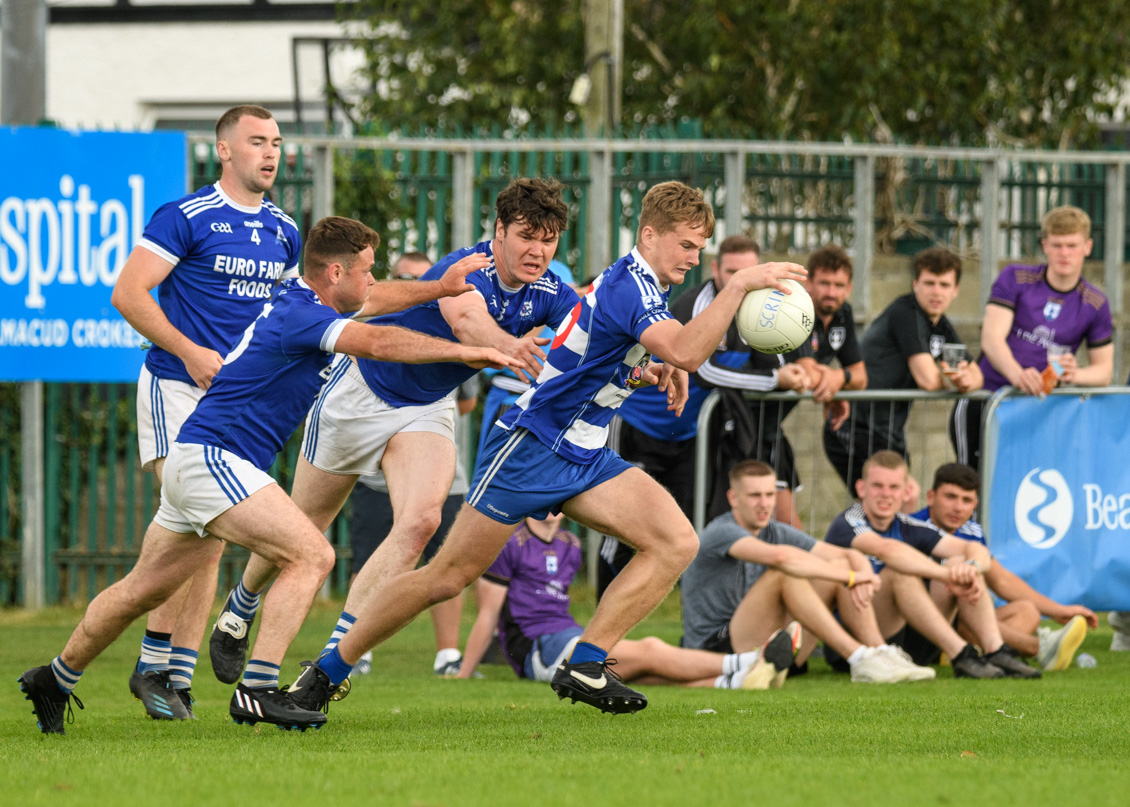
183, 344, 224, 390
437, 252, 492, 298
505, 333, 552, 385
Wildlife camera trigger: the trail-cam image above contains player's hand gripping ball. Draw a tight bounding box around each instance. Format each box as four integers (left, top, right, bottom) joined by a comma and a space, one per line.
735, 280, 815, 354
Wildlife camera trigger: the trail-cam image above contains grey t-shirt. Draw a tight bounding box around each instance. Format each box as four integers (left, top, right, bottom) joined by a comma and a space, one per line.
681, 512, 817, 649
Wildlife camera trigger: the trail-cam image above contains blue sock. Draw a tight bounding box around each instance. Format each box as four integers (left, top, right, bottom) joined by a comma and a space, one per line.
321, 611, 357, 658
568, 642, 608, 665
138, 630, 172, 674
229, 580, 261, 622
168, 647, 198, 690
242, 659, 280, 689
51, 656, 82, 695
317, 647, 354, 687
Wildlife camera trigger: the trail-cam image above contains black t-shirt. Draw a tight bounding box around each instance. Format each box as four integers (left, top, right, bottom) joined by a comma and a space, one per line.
811, 300, 863, 368
856, 293, 962, 443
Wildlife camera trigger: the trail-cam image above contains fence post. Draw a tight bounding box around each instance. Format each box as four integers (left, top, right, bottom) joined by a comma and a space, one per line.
20, 381, 45, 609
452, 150, 474, 249
1105, 162, 1125, 382
587, 145, 612, 277
724, 149, 744, 239
852, 154, 875, 321
312, 144, 334, 222
980, 157, 1001, 303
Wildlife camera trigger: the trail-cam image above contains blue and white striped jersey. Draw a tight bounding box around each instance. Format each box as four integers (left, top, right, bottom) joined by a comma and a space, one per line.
499, 247, 675, 464
176, 279, 348, 471
357, 240, 579, 407
139, 183, 302, 385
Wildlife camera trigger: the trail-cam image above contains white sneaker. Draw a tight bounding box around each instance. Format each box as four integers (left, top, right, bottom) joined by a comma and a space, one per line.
849, 647, 906, 684
877, 645, 937, 681
1036, 616, 1087, 670
353, 650, 373, 676
1109, 612, 1130, 651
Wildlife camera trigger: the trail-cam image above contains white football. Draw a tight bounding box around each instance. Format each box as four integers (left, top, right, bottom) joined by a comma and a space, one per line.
735, 280, 815, 354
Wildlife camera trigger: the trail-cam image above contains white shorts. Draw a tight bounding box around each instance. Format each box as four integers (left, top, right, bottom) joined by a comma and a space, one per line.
154, 441, 276, 536
301, 358, 456, 476
136, 365, 206, 471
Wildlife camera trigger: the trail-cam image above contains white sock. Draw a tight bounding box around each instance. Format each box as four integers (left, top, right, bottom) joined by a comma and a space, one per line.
714, 673, 734, 689
846, 646, 867, 666
722, 650, 760, 676
434, 647, 462, 670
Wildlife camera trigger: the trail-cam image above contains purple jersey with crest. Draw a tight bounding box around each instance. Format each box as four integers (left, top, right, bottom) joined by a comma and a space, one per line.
979, 264, 1112, 391
483, 523, 584, 676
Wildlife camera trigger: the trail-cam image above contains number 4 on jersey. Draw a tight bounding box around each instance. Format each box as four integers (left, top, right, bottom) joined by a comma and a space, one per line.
250, 228, 261, 245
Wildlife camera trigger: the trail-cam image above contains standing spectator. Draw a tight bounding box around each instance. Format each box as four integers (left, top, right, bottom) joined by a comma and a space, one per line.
950, 205, 1112, 470
806, 245, 869, 476
826, 247, 981, 491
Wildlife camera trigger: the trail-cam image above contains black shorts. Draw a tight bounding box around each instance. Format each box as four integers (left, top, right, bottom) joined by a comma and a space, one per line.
699, 624, 734, 654
348, 485, 462, 576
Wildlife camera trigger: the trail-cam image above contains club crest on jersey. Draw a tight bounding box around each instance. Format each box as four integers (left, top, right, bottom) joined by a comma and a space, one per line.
642, 293, 663, 310
545, 554, 558, 575
929, 334, 945, 357
1043, 300, 1062, 321
520, 301, 534, 318
829, 326, 846, 351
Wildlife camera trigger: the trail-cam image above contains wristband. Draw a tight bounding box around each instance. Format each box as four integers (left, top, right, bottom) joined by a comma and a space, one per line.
847, 570, 856, 588
964, 559, 984, 574
842, 368, 852, 386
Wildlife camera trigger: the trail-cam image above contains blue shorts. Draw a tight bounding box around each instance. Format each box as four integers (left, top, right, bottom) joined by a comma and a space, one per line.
467, 426, 633, 524
523, 625, 585, 681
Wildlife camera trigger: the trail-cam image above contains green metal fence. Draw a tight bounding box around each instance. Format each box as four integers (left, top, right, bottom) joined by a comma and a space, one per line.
4, 132, 1129, 606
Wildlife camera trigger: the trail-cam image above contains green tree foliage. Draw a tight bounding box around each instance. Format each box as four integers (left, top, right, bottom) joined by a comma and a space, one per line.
345, 0, 1130, 147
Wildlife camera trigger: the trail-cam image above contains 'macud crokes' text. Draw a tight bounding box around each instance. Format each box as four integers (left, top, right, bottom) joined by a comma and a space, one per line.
212, 254, 286, 298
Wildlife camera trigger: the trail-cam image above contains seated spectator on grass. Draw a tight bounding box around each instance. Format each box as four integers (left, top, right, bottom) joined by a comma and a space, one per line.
457, 512, 798, 690
906, 463, 1095, 671
824, 450, 1040, 679
679, 460, 934, 684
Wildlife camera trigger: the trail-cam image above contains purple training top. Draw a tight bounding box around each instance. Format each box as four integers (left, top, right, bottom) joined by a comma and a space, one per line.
979, 264, 1112, 391
483, 523, 583, 676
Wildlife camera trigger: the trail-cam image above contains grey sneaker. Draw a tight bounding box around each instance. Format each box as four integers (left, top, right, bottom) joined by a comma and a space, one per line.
1109, 612, 1130, 651
951, 644, 1005, 679
984, 644, 1041, 679
1036, 615, 1087, 671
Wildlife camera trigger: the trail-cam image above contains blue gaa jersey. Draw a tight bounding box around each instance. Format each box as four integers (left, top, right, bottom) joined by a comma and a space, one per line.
177, 279, 348, 471
139, 183, 302, 385
357, 240, 579, 407
499, 247, 674, 464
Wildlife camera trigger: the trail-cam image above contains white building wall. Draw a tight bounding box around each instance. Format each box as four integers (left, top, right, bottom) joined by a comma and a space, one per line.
45, 19, 366, 130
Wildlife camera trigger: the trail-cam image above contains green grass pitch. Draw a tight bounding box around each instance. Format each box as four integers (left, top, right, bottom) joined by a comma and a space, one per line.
2, 591, 1129, 806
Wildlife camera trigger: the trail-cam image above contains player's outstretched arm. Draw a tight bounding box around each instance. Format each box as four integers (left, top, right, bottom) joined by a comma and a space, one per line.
457, 577, 509, 679
335, 321, 520, 371
439, 290, 553, 384
986, 562, 1098, 626
111, 247, 223, 390
641, 262, 806, 371
352, 252, 489, 318
981, 303, 1044, 395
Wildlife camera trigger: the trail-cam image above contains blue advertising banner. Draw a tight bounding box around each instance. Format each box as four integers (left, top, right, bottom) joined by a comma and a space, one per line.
987, 392, 1130, 610
0, 127, 186, 381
